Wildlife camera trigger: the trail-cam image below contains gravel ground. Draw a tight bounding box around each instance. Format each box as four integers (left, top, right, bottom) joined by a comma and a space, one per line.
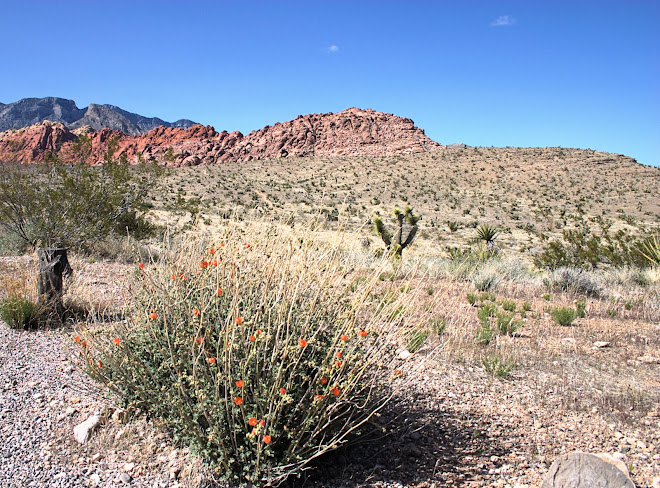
0, 255, 658, 487
1, 321, 658, 488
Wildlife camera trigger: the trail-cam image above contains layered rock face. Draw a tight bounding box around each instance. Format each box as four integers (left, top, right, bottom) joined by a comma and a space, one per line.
0, 108, 440, 165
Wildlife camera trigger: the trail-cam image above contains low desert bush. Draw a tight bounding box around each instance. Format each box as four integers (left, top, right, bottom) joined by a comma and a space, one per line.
544, 267, 602, 297
481, 354, 515, 378
0, 296, 40, 329
81, 223, 428, 485
549, 306, 576, 326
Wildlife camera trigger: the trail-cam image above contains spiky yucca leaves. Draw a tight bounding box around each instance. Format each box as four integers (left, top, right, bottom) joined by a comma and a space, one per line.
80, 223, 430, 485
373, 205, 420, 258
639, 234, 660, 265
476, 224, 499, 254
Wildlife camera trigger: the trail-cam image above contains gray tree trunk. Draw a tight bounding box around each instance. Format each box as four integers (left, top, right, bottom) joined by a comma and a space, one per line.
37, 248, 72, 310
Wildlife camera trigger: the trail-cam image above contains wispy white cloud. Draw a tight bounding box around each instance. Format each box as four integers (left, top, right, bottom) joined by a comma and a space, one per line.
327, 45, 339, 53
491, 15, 516, 26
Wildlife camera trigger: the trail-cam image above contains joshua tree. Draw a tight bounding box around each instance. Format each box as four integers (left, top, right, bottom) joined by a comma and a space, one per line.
373, 206, 420, 258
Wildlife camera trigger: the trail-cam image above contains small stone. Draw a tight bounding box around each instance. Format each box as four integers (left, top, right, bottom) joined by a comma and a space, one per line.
593, 341, 610, 348
123, 462, 135, 472
397, 350, 413, 360
70, 397, 80, 404
89, 473, 101, 486
120, 472, 132, 483
73, 414, 100, 444
542, 451, 634, 488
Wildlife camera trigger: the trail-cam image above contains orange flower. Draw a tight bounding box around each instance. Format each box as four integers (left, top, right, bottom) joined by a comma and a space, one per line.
320, 376, 328, 384
171, 273, 176, 280
195, 336, 204, 344
236, 317, 244, 325
256, 329, 262, 335
263, 435, 271, 444
97, 361, 103, 368
139, 263, 144, 270
299, 339, 308, 348
394, 369, 402, 375
200, 261, 209, 269
248, 417, 257, 426
334, 361, 342, 368
335, 351, 342, 358
314, 394, 325, 401
207, 357, 216, 364
259, 419, 266, 426
340, 334, 348, 341
359, 330, 368, 337
234, 397, 243, 405
209, 248, 215, 254
211, 259, 218, 267
149, 312, 157, 320
235, 380, 244, 388
279, 388, 286, 394
217, 288, 223, 296
246, 244, 251, 249
193, 308, 200, 317
248, 335, 256, 342
81, 340, 88, 348
112, 337, 121, 346
73, 336, 81, 343
332, 387, 341, 396
220, 243, 225, 247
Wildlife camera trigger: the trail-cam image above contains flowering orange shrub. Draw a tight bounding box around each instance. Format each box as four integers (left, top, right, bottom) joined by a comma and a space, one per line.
82, 225, 427, 485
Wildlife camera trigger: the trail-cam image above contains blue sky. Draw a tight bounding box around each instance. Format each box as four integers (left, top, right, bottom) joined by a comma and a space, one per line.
2, 1, 659, 166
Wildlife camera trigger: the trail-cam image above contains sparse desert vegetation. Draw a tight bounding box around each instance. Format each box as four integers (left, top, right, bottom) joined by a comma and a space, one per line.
0, 148, 659, 487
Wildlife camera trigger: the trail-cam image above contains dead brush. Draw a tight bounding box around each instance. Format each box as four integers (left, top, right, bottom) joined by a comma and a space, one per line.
78, 221, 435, 485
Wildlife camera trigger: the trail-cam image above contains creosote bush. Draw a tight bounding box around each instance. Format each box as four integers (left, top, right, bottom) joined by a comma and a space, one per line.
81, 223, 428, 485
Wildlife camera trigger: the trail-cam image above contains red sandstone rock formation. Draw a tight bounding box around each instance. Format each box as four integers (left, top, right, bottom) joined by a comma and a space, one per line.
0, 108, 440, 165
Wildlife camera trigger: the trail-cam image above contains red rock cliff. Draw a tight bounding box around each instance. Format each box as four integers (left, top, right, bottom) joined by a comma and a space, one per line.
0, 108, 440, 165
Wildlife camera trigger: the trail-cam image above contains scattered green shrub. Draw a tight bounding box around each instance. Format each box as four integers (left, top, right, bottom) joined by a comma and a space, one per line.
575, 300, 587, 318
496, 311, 520, 336
430, 317, 447, 335
476, 322, 496, 345
501, 299, 517, 312
82, 226, 425, 485
482, 354, 515, 378
550, 306, 576, 326
406, 326, 430, 353
0, 296, 40, 329
466, 292, 477, 306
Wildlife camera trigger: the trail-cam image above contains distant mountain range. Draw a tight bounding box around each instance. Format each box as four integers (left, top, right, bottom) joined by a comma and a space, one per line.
0, 97, 196, 136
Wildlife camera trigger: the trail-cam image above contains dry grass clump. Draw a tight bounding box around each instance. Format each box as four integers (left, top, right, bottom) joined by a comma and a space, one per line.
78, 221, 435, 485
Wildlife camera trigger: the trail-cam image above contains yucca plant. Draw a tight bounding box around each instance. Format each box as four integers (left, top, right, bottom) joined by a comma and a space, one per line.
639, 233, 660, 265
80, 222, 429, 485
476, 224, 499, 254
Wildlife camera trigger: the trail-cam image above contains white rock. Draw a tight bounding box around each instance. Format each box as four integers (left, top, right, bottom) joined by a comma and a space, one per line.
73, 414, 100, 444
593, 341, 610, 348
397, 350, 413, 360
123, 462, 135, 472
89, 473, 101, 486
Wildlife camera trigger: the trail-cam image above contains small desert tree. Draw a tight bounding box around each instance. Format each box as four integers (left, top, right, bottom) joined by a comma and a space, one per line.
0, 136, 162, 309
0, 136, 162, 250
373, 205, 420, 258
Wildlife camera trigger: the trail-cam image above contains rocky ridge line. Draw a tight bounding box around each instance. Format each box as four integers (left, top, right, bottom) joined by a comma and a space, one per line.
0, 108, 441, 166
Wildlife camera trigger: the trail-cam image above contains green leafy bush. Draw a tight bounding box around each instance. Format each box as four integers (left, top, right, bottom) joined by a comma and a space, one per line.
0, 296, 40, 329
550, 306, 576, 326
0, 136, 162, 249
82, 226, 424, 485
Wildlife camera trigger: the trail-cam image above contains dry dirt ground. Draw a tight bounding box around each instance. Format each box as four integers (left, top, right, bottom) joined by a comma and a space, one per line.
1, 254, 658, 488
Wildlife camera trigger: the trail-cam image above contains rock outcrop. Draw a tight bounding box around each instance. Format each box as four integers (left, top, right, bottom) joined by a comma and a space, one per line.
0, 108, 441, 165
